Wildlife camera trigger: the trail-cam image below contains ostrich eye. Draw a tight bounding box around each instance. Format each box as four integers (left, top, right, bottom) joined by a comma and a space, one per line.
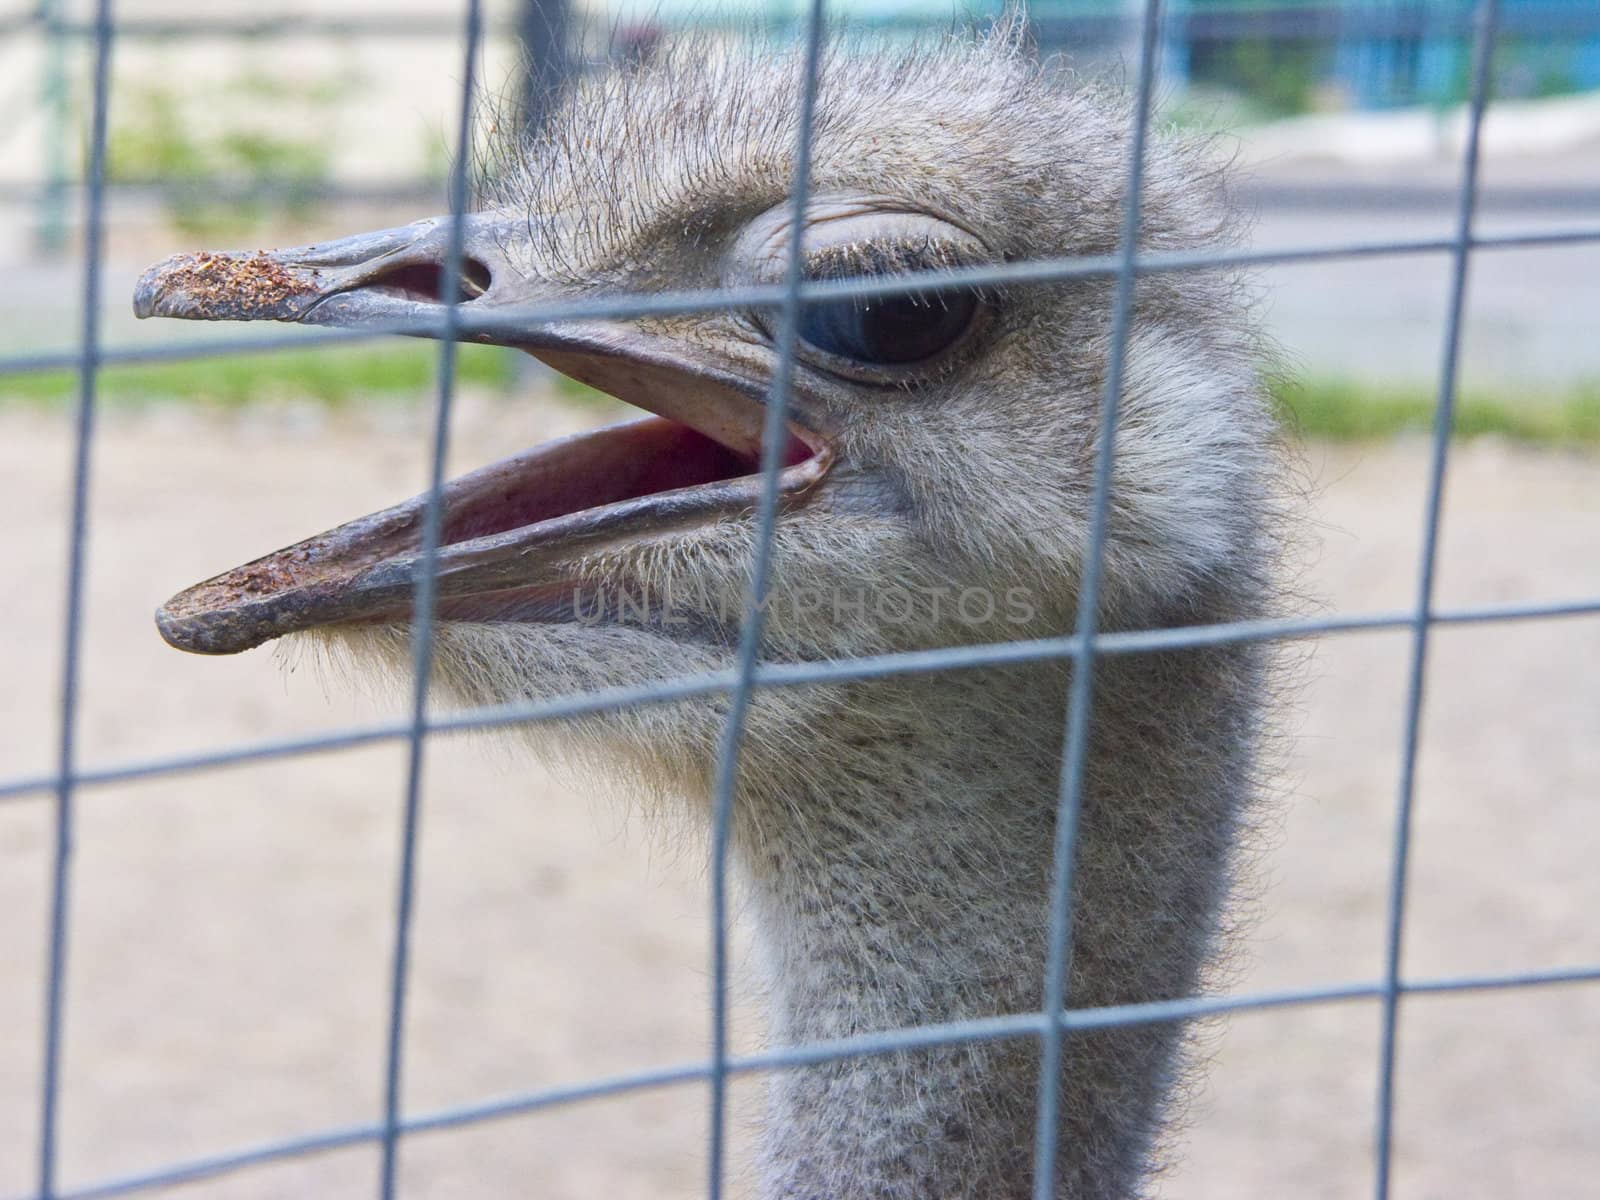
797, 289, 978, 365
729, 199, 995, 379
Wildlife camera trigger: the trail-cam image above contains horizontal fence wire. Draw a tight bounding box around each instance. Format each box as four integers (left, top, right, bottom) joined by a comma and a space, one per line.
6, 177, 1600, 212
4, 963, 1597, 1200
7, 0, 1600, 1198
7, 4, 1600, 41
1, 598, 1597, 807
5, 225, 1600, 380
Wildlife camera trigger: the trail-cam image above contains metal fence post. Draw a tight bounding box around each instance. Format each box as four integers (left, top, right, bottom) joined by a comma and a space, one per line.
35, 0, 70, 255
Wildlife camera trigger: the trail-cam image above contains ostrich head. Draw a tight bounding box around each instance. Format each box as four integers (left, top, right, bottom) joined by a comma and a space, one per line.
136, 25, 1282, 1200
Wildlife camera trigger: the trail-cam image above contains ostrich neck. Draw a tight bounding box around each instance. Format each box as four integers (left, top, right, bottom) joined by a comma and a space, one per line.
733, 651, 1258, 1199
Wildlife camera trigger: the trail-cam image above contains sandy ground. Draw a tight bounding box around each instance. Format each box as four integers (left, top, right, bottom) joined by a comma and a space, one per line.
0, 398, 1597, 1200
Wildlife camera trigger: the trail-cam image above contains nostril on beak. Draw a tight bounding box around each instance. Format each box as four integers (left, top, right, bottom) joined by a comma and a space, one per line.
364, 256, 492, 304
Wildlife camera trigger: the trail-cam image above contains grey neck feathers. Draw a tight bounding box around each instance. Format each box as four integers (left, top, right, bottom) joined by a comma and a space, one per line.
730, 642, 1263, 1199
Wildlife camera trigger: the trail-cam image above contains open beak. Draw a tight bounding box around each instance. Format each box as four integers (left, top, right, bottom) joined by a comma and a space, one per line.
134, 214, 831, 655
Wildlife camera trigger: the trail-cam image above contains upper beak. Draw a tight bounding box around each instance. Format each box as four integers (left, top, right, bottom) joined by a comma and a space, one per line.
135, 212, 518, 332
135, 215, 831, 655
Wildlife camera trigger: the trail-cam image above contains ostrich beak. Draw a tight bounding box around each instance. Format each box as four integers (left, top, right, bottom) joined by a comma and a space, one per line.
134, 216, 831, 655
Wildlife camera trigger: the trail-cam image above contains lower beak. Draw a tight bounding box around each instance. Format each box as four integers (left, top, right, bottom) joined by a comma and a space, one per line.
135, 216, 831, 655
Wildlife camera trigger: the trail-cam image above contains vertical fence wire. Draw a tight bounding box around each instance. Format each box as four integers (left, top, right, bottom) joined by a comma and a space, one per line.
1030, 2, 1165, 1195
376, 2, 484, 1197
704, 4, 830, 1196
1371, 0, 1501, 1195
36, 1, 113, 1195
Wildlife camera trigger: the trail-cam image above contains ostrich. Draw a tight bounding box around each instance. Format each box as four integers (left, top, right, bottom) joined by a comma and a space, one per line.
133, 25, 1284, 1200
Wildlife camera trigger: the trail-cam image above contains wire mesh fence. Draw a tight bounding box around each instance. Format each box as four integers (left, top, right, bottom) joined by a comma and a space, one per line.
3, 0, 1599, 1197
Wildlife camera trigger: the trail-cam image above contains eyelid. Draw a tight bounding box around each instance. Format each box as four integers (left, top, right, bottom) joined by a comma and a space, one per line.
726, 198, 992, 288
799, 236, 986, 283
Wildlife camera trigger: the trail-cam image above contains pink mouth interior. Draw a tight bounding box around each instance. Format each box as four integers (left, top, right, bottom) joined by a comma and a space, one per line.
438, 416, 813, 547
363, 258, 494, 306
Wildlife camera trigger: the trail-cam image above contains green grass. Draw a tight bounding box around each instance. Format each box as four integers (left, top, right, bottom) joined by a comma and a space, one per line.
1273, 377, 1600, 445
0, 343, 521, 409
2, 349, 1596, 446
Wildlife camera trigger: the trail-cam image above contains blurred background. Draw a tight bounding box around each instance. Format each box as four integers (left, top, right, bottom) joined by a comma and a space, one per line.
1, 1, 1597, 1197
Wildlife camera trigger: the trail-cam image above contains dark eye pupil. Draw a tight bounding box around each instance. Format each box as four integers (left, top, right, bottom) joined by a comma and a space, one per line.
797, 290, 976, 365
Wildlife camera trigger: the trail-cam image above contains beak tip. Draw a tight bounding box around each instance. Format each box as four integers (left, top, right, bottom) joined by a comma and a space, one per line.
132, 260, 171, 319
155, 590, 279, 656
155, 601, 231, 655
132, 251, 323, 323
